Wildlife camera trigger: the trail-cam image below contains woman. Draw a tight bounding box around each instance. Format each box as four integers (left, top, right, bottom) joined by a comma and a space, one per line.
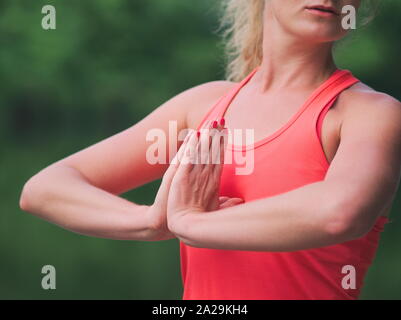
20, 0, 400, 300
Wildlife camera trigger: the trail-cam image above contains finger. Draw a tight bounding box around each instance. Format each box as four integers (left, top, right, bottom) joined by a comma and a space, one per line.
219, 127, 228, 165
160, 143, 187, 195
210, 127, 228, 166
219, 197, 245, 209
171, 129, 195, 167
163, 129, 196, 190
156, 129, 199, 209
217, 117, 225, 131
199, 120, 218, 165
217, 118, 227, 165
177, 128, 199, 172
202, 119, 215, 131
218, 196, 230, 203
154, 161, 178, 207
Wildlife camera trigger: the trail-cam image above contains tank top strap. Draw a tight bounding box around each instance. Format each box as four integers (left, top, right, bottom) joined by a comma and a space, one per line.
196, 67, 259, 131
308, 69, 360, 138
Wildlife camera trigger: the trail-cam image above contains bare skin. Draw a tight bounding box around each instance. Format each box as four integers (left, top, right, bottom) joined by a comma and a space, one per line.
19, 81, 241, 241
170, 81, 401, 251
166, 0, 401, 251
20, 0, 400, 250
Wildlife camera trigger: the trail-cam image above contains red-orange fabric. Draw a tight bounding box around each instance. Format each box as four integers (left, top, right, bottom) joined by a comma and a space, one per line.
180, 67, 389, 300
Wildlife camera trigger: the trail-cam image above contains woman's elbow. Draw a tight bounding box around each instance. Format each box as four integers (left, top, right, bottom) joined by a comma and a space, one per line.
19, 185, 29, 211
322, 199, 368, 242
19, 174, 48, 213
20, 178, 37, 212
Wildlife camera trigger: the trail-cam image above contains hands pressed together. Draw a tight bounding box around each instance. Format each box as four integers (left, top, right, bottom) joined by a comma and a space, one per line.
147, 118, 244, 241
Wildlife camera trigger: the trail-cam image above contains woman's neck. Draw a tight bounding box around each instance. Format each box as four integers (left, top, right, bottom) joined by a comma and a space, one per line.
255, 16, 337, 93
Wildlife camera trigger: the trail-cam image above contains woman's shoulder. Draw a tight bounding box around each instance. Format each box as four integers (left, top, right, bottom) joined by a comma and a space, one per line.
336, 80, 401, 121
185, 80, 237, 100
334, 80, 401, 144
153, 79, 236, 130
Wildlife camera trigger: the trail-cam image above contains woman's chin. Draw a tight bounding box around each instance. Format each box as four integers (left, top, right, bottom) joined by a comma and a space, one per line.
293, 28, 346, 44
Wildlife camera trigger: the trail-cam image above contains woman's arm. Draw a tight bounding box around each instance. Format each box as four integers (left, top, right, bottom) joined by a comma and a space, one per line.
20, 164, 155, 240
19, 80, 234, 241
168, 92, 401, 251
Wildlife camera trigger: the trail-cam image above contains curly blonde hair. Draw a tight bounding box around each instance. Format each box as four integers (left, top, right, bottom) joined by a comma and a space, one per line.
219, 0, 380, 82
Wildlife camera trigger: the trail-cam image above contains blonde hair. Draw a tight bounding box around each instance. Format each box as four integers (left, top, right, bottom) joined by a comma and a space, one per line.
219, 0, 265, 82
219, 0, 380, 82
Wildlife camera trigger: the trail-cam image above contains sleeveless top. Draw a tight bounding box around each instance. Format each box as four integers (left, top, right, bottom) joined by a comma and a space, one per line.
179, 67, 389, 300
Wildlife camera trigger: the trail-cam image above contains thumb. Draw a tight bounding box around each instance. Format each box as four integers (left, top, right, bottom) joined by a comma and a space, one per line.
155, 130, 195, 202
218, 197, 244, 209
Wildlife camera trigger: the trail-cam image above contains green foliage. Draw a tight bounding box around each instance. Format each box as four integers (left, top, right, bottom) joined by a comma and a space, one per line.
1, 0, 400, 299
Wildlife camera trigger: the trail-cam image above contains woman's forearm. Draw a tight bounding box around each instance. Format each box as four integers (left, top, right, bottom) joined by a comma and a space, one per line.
171, 180, 362, 252
19, 165, 162, 241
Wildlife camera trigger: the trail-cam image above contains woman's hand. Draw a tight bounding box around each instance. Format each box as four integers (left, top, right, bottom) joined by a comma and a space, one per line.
146, 131, 193, 241
147, 182, 177, 241
166, 119, 243, 234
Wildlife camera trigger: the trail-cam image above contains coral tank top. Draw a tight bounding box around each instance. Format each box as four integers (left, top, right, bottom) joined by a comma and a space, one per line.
179, 67, 389, 300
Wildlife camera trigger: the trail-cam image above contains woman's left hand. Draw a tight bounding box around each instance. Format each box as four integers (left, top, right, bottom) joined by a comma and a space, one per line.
166, 119, 243, 233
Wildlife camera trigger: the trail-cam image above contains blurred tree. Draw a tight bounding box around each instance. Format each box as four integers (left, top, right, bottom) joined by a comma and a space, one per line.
0, 0, 399, 299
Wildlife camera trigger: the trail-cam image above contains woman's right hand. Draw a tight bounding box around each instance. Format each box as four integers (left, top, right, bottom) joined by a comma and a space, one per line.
147, 120, 244, 241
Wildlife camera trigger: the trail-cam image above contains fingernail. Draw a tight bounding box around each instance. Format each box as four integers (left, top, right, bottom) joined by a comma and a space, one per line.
212, 120, 218, 128
197, 131, 201, 138
220, 118, 225, 126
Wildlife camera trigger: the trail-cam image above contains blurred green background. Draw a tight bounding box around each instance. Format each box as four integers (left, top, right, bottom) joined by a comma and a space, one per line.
0, 0, 400, 299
